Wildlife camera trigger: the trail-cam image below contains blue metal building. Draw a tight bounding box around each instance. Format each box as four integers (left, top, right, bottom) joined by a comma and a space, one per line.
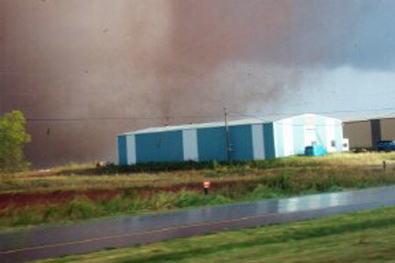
118, 114, 345, 165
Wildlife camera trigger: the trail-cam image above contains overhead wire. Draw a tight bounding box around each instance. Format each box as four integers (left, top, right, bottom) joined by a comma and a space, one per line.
11, 1, 394, 126
228, 110, 343, 127
25, 106, 395, 123
26, 115, 222, 122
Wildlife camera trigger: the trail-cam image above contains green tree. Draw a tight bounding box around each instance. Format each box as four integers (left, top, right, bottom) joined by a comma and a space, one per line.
0, 110, 31, 172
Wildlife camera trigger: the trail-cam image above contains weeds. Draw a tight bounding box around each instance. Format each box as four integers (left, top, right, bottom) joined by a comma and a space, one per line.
64, 199, 99, 220
1, 166, 395, 229
2, 152, 395, 228
12, 209, 40, 226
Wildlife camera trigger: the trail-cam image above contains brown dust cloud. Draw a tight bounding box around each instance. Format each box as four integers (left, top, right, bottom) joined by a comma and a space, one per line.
0, 0, 388, 166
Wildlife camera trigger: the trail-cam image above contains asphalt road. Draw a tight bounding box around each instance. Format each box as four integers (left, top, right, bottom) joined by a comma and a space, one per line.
1, 186, 395, 262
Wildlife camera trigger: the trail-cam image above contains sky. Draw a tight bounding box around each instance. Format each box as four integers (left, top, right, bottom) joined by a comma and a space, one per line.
0, 0, 394, 166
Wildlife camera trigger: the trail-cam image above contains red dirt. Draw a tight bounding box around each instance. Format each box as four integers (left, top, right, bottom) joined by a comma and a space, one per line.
0, 180, 258, 210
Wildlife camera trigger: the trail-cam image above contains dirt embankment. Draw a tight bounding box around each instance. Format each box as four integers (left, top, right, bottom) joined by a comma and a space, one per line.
0, 180, 258, 210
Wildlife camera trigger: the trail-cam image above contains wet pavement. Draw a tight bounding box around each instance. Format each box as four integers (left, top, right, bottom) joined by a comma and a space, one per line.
1, 186, 395, 262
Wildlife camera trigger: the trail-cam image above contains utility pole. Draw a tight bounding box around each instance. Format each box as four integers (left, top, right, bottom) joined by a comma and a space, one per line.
224, 107, 232, 162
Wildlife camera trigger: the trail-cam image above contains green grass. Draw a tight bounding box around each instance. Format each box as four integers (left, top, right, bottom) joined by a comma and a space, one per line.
0, 165, 393, 229
34, 205, 395, 263
1, 152, 395, 229
1, 152, 395, 194
0, 188, 278, 228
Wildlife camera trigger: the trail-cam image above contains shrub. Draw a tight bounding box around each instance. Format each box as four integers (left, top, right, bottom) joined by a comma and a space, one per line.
145, 192, 177, 210
12, 209, 40, 226
43, 206, 59, 222
175, 190, 203, 207
248, 184, 285, 199
63, 199, 99, 219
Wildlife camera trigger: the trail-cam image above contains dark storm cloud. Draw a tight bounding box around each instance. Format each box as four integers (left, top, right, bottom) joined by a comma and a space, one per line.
288, 0, 394, 70
235, 0, 394, 71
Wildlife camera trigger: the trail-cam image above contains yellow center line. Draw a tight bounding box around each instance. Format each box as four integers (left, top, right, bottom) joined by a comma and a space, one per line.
0, 212, 280, 255
0, 200, 393, 255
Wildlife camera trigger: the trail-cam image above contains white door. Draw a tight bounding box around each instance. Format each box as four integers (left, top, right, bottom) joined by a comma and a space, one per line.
304, 127, 317, 147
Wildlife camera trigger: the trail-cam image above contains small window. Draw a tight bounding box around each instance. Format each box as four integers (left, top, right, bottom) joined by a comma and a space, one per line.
331, 140, 336, 147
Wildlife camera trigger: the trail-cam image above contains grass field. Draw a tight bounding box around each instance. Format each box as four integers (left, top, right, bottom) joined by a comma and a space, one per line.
3, 152, 395, 193
1, 152, 395, 229
35, 205, 395, 263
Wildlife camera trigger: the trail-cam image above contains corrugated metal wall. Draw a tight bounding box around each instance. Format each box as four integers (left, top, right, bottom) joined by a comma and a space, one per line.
263, 123, 276, 159
117, 135, 128, 165
136, 131, 184, 163
229, 125, 254, 160
381, 118, 395, 140
197, 127, 227, 161
274, 115, 343, 158
343, 121, 372, 148
344, 118, 395, 149
118, 115, 344, 164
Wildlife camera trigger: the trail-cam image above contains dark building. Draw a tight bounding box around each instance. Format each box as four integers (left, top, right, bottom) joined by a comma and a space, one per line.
343, 117, 395, 149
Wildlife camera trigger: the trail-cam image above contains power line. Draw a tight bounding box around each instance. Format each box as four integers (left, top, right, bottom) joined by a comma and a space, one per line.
228, 110, 273, 122
230, 107, 395, 118
25, 107, 395, 123
228, 110, 342, 127
229, 108, 395, 126
26, 115, 222, 122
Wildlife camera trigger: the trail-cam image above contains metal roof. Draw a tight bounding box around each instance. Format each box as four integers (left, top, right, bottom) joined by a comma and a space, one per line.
120, 118, 264, 136
119, 114, 341, 136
